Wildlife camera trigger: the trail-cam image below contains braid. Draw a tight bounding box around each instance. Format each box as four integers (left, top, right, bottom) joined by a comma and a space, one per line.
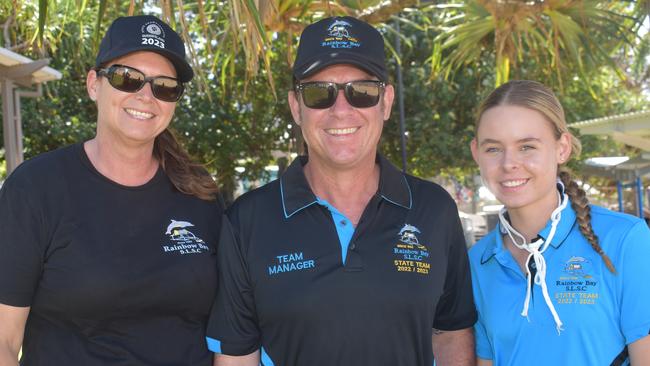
559, 171, 616, 274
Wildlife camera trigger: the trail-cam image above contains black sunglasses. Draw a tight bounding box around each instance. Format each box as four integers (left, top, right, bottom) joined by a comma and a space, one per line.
295, 80, 385, 109
95, 64, 184, 102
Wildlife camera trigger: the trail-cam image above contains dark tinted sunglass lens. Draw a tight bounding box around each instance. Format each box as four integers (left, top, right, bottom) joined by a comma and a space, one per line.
152, 78, 183, 102
346, 82, 381, 108
302, 83, 335, 109
109, 66, 145, 93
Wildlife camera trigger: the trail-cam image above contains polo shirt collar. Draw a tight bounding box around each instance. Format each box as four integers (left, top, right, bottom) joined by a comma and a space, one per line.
376, 154, 412, 209
280, 154, 412, 218
481, 198, 577, 264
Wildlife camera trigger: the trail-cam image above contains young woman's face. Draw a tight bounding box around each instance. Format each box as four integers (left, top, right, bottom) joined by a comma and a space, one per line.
471, 105, 571, 213
87, 51, 178, 147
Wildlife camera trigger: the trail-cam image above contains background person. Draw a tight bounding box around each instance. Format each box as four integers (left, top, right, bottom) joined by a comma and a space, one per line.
469, 80, 650, 365
206, 16, 476, 366
0, 15, 222, 365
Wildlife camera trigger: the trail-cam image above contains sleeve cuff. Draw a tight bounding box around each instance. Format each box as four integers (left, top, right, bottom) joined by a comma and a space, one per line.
206, 337, 222, 353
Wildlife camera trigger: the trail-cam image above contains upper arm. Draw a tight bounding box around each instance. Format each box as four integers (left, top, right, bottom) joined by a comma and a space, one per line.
629, 334, 650, 366
213, 350, 260, 366
619, 222, 650, 344
0, 177, 47, 307
432, 327, 475, 366
474, 316, 493, 361
0, 303, 29, 356
206, 215, 260, 356
432, 200, 477, 331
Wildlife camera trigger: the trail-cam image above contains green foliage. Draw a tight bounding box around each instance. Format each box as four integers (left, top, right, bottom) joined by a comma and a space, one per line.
1, 0, 648, 199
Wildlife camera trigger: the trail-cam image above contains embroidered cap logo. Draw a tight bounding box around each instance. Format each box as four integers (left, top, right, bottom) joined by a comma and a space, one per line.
141, 21, 166, 49
146, 23, 162, 36
322, 19, 360, 49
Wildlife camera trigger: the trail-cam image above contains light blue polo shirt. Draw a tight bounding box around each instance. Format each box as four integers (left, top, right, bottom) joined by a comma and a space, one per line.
469, 202, 650, 365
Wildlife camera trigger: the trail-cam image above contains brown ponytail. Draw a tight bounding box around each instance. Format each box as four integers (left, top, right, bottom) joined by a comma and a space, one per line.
154, 128, 219, 201
559, 170, 616, 274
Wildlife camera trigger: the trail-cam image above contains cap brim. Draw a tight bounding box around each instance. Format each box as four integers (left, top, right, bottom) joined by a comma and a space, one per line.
95, 46, 194, 83
293, 51, 387, 82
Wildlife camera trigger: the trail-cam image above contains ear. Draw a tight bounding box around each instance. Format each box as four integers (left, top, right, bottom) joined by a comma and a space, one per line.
557, 132, 572, 164
86, 69, 99, 102
288, 90, 301, 126
382, 83, 395, 121
470, 138, 480, 164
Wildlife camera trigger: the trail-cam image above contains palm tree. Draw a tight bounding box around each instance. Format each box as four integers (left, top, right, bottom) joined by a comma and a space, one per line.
428, 0, 645, 88
6, 0, 419, 96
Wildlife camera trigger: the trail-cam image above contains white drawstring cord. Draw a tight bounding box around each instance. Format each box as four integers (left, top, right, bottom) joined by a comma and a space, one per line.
498, 185, 569, 334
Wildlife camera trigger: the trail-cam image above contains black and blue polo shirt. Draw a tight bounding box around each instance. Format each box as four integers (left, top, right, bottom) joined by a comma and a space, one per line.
206, 155, 476, 366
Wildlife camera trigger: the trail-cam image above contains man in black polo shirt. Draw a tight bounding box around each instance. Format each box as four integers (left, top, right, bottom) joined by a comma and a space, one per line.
207, 16, 477, 366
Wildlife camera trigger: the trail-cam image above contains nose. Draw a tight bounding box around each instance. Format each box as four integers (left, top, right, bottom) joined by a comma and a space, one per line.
502, 149, 521, 171
135, 81, 156, 101
330, 89, 354, 114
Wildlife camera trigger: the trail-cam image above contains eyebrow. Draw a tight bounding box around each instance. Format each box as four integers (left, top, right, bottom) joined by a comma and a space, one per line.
479, 137, 542, 146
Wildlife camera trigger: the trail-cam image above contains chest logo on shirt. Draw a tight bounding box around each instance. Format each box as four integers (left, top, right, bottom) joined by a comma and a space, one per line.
161, 219, 209, 255
267, 251, 316, 276
392, 224, 430, 275
553, 256, 599, 305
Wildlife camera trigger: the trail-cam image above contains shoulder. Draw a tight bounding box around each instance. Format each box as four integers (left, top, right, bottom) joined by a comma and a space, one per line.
226, 179, 281, 218
588, 204, 646, 237
585, 205, 650, 262
404, 174, 456, 208
3, 144, 77, 190
468, 229, 498, 264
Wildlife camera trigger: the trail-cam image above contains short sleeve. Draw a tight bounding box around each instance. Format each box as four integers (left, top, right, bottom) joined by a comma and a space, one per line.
206, 214, 260, 355
474, 316, 493, 360
0, 176, 46, 306
432, 200, 478, 330
618, 221, 650, 344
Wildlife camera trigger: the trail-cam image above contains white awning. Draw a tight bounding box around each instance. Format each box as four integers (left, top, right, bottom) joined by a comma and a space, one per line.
0, 47, 61, 84
570, 110, 650, 151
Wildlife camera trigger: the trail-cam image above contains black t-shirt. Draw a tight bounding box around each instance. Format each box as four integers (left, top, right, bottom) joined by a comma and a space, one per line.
206, 155, 476, 366
0, 143, 222, 365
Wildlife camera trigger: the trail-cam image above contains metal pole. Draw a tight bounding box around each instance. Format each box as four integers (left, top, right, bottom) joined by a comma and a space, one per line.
14, 84, 43, 169
1, 79, 18, 173
394, 18, 407, 173
637, 176, 644, 218
617, 181, 624, 212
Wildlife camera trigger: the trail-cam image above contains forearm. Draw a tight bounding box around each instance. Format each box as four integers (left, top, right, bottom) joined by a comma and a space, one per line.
0, 304, 28, 366
432, 327, 475, 366
0, 345, 19, 366
213, 350, 260, 366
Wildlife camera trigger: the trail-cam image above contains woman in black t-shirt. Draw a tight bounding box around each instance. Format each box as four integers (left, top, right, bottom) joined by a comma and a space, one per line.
0, 15, 222, 365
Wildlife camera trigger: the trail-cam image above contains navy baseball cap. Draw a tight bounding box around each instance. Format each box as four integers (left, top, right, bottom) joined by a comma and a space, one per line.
95, 15, 193, 82
293, 16, 388, 82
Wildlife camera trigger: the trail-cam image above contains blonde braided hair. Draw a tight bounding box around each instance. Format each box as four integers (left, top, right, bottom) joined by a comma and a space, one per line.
559, 170, 616, 273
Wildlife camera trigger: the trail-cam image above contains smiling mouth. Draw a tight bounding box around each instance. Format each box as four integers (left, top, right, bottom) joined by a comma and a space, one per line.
501, 179, 528, 188
125, 108, 154, 120
325, 127, 359, 135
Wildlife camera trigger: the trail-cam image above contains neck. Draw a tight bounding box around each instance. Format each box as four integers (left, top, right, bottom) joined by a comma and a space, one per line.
303, 157, 380, 225
506, 190, 560, 242
84, 136, 159, 186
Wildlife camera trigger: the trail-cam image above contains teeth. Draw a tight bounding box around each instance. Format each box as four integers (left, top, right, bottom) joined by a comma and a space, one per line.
125, 108, 154, 119
502, 179, 527, 188
326, 127, 358, 135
